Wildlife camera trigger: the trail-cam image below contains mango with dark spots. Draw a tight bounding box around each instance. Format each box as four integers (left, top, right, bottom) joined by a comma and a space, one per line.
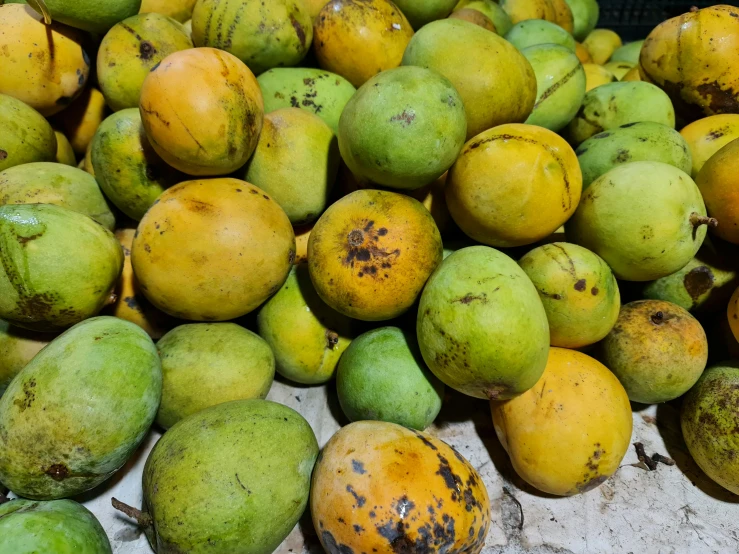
697, 137, 739, 245
308, 189, 442, 321
582, 28, 621, 65
448, 8, 497, 32
0, 162, 115, 230
680, 114, 739, 177
453, 0, 513, 34
0, 94, 57, 172
549, 0, 574, 32
0, 5, 90, 117
499, 0, 556, 25
0, 316, 161, 499
505, 19, 576, 52
311, 420, 490, 554
603, 60, 633, 80
418, 246, 550, 400
132, 178, 295, 321
0, 320, 52, 397
392, 0, 457, 29
640, 5, 739, 120
681, 362, 739, 494
139, 48, 264, 176
51, 88, 107, 157
139, 0, 197, 22
192, 0, 312, 75
563, 0, 598, 41
446, 123, 582, 247
293, 223, 313, 265
54, 131, 77, 166
97, 14, 193, 112
492, 347, 632, 496
582, 63, 615, 91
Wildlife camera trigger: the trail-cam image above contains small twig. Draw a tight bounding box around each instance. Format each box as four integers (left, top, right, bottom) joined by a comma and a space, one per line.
651, 453, 675, 467
690, 212, 718, 229
502, 486, 524, 530
111, 498, 153, 527
634, 442, 658, 471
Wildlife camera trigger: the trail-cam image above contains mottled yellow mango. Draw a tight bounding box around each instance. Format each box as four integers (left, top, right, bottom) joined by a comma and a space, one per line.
680, 114, 739, 177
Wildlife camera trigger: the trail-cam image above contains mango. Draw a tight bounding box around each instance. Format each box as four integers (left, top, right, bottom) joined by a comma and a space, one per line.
505, 19, 576, 52
549, 0, 574, 32
610, 40, 643, 65
50, 88, 107, 157
314, 0, 413, 88
337, 327, 444, 430
338, 66, 467, 190
582, 28, 621, 65
730, 286, 739, 343
491, 347, 632, 496
576, 121, 692, 188
640, 5, 739, 120
308, 189, 442, 321
303, 0, 327, 19
0, 321, 51, 397
192, 0, 312, 75
91, 109, 184, 221
0, 316, 161, 499
566, 81, 675, 145
54, 132, 77, 166
454, 0, 513, 35
680, 114, 739, 177
257, 68, 356, 134
97, 14, 193, 112
241, 108, 339, 224
293, 223, 312, 265
393, 0, 457, 28
681, 363, 739, 495
137, 399, 318, 554
566, 161, 710, 281
522, 44, 586, 132
499, 0, 556, 25
0, 94, 57, 172
21, 0, 141, 33
622, 66, 640, 81
564, 0, 598, 41
575, 41, 591, 63
132, 178, 295, 321
83, 143, 94, 176
139, 0, 196, 22
418, 246, 549, 399
446, 123, 582, 247
448, 8, 496, 31
0, 162, 115, 230
0, 5, 90, 117
583, 63, 615, 91
402, 18, 536, 139
182, 17, 191, 36
312, 421, 490, 554
604, 60, 633, 80
0, 499, 111, 553
696, 137, 739, 244
257, 264, 354, 385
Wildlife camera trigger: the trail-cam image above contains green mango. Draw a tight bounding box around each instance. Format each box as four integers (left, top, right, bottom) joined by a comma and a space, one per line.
0, 204, 124, 331
522, 44, 586, 132
610, 40, 644, 65
339, 66, 467, 190
11, 0, 141, 33
91, 109, 183, 220
563, 0, 599, 41
417, 245, 549, 400
505, 19, 577, 52
156, 323, 275, 430
566, 161, 709, 281
603, 61, 634, 80
0, 316, 161, 499
137, 399, 318, 554
257, 264, 355, 385
0, 499, 112, 553
393, 0, 457, 28
0, 320, 52, 397
337, 326, 444, 430
0, 94, 57, 172
0, 162, 115, 230
454, 0, 513, 35
566, 81, 676, 145
576, 122, 692, 188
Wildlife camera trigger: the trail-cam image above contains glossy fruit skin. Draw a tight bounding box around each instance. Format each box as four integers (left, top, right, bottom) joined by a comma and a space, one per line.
139, 0, 197, 22
0, 94, 57, 172
583, 63, 615, 91
696, 138, 739, 244
51, 88, 107, 156
311, 421, 491, 554
582, 28, 621, 65
0, 321, 51, 397
563, 0, 598, 41
680, 114, 739, 177
23, 0, 141, 34
505, 19, 576, 52
492, 348, 632, 496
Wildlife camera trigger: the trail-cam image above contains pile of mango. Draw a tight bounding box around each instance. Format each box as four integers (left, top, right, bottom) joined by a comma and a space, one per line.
1, 0, 739, 551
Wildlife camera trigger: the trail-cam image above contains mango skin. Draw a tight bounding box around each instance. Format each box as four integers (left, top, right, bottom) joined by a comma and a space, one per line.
505, 19, 576, 52
0, 162, 115, 230
132, 178, 295, 321
576, 121, 692, 188
449, 8, 496, 31
257, 264, 354, 385
402, 18, 536, 139
682, 363, 739, 495
393, 0, 457, 29
604, 61, 633, 80
0, 499, 111, 554
567, 162, 708, 282
582, 28, 621, 65
293, 223, 312, 265
20, 0, 141, 34
257, 68, 356, 134
0, 5, 90, 117
139, 0, 197, 22
499, 0, 555, 25
139, 47, 264, 176
446, 123, 582, 247
0, 320, 51, 397
54, 132, 77, 166
0, 94, 57, 172
418, 246, 550, 400
522, 44, 586, 132
0, 316, 161, 499
680, 114, 739, 178
575, 42, 591, 63
311, 421, 490, 554
51, 89, 107, 157
144, 399, 318, 554
97, 14, 193, 112
549, 0, 573, 32
696, 138, 739, 245
308, 189, 443, 321
491, 348, 632, 496
314, 0, 414, 88
610, 40, 643, 65
337, 327, 445, 430
338, 66, 467, 191
566, 81, 676, 145
455, 0, 513, 35
563, 0, 598, 41
583, 63, 615, 91
622, 66, 640, 82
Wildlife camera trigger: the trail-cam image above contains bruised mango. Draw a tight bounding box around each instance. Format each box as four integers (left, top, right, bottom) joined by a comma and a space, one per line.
696, 137, 739, 244
505, 19, 576, 52
492, 348, 632, 496
0, 94, 57, 172
499, 0, 556, 25
51, 88, 107, 156
393, 0, 457, 28
582, 28, 621, 65
0, 321, 51, 397
139, 0, 196, 22
54, 132, 76, 166
680, 114, 739, 177
311, 421, 491, 554
448, 7, 496, 31
454, 0, 513, 35
583, 63, 615, 91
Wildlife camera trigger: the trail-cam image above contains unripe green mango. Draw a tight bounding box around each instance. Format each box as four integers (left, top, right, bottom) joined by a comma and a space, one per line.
563, 0, 598, 41
0, 94, 57, 172
393, 0, 457, 28
0, 316, 161, 499
0, 320, 52, 397
505, 19, 576, 52
610, 40, 644, 65
10, 0, 141, 33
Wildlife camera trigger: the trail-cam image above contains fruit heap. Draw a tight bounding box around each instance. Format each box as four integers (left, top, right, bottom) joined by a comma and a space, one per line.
0, 0, 738, 552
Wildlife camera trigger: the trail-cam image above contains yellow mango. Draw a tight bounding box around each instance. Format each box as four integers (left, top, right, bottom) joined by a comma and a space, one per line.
583, 28, 622, 65
728, 285, 739, 343
583, 63, 616, 91
550, 0, 574, 32
293, 223, 313, 265
449, 8, 497, 32
696, 137, 739, 244
622, 66, 641, 82
51, 88, 107, 156
139, 0, 197, 22
680, 114, 739, 177
53, 132, 76, 166
575, 41, 591, 63
499, 0, 556, 24
604, 60, 634, 80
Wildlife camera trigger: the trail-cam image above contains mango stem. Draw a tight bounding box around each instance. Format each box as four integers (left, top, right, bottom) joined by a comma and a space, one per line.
690, 213, 718, 229
112, 498, 153, 527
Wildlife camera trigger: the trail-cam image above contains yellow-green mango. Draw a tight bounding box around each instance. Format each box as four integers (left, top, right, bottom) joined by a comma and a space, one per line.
582, 28, 621, 65
583, 62, 616, 91
0, 94, 57, 172
604, 60, 633, 80
0, 320, 52, 397
139, 0, 196, 22
393, 0, 457, 28
455, 0, 513, 34
680, 114, 739, 177
505, 18, 576, 52
54, 132, 77, 166
564, 0, 598, 41
610, 40, 643, 64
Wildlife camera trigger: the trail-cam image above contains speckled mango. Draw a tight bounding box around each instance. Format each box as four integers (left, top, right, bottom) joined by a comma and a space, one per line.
583, 63, 615, 91
499, 0, 556, 25
0, 316, 161, 499
582, 28, 621, 65
311, 421, 491, 554
680, 114, 739, 177
97, 14, 193, 112
393, 0, 457, 28
139, 0, 196, 22
132, 178, 295, 321
549, 0, 573, 32
505, 19, 576, 52
54, 132, 76, 166
0, 5, 90, 117
492, 348, 632, 496
308, 189, 442, 321
314, 0, 414, 88
293, 223, 313, 265
0, 320, 51, 397
51, 88, 107, 156
448, 7, 496, 31
139, 47, 264, 176
564, 0, 598, 41
454, 0, 513, 35
640, 5, 739, 120
696, 137, 739, 244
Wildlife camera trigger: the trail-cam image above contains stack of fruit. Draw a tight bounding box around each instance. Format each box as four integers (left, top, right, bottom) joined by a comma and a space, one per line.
0, 0, 738, 552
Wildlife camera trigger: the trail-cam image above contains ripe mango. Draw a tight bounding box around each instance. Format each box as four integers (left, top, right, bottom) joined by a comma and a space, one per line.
622, 66, 640, 81
0, 321, 51, 397
604, 60, 633, 80
139, 0, 196, 22
549, 0, 574, 32
0, 94, 56, 172
449, 8, 497, 31
54, 132, 77, 166
582, 28, 621, 65
696, 138, 739, 245
454, 0, 513, 34
505, 19, 576, 52
680, 114, 739, 177
51, 88, 107, 156
583, 63, 615, 91
575, 42, 591, 63
293, 223, 312, 265
610, 40, 643, 65
499, 0, 556, 25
